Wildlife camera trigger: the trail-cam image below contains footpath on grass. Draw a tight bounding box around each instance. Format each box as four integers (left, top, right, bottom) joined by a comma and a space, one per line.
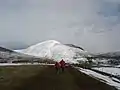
15, 66, 117, 90
0, 65, 117, 90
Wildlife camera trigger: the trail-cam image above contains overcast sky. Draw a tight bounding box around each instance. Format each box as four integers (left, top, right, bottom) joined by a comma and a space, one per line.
0, 0, 120, 53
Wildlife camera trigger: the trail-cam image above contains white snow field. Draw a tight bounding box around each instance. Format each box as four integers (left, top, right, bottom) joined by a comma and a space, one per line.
15, 40, 88, 63
0, 63, 54, 66
93, 67, 120, 76
74, 67, 120, 90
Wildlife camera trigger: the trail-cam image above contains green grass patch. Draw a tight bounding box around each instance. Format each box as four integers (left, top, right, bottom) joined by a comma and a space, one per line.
0, 65, 117, 90
0, 65, 45, 90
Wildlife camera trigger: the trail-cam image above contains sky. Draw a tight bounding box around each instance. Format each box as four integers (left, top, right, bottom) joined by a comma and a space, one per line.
0, 0, 120, 53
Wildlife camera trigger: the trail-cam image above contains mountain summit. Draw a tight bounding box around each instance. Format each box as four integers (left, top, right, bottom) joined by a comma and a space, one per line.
15, 40, 88, 63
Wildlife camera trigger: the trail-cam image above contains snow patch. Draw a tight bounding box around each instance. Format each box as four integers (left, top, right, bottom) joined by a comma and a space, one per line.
75, 67, 120, 90
0, 63, 54, 66
93, 67, 120, 76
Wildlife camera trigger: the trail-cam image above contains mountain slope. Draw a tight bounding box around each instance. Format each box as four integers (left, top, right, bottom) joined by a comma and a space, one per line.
65, 44, 84, 50
0, 47, 14, 53
98, 52, 120, 58
0, 46, 37, 63
16, 40, 89, 63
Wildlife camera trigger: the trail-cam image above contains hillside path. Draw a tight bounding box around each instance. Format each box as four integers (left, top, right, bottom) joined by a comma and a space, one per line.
14, 66, 116, 90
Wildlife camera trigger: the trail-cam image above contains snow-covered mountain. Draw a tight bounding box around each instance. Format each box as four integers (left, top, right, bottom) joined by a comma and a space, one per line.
15, 40, 89, 63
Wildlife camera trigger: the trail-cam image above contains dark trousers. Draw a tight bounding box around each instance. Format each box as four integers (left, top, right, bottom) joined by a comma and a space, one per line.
55, 67, 59, 74
61, 67, 64, 72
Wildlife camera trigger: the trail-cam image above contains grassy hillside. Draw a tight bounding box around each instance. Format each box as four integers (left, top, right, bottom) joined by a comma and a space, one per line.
0, 65, 117, 90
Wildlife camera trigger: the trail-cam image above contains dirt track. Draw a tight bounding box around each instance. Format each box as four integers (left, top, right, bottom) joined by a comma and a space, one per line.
0, 66, 117, 90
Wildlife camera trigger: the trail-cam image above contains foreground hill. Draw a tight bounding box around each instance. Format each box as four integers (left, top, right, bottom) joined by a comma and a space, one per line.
0, 65, 116, 90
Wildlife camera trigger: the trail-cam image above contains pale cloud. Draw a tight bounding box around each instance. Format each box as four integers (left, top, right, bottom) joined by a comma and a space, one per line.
0, 0, 120, 53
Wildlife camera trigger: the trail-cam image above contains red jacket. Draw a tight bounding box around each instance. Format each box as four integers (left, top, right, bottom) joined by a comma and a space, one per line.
59, 60, 65, 67
54, 62, 60, 68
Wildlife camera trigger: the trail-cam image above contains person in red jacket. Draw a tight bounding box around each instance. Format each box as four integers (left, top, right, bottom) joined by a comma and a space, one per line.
59, 59, 66, 72
54, 62, 60, 74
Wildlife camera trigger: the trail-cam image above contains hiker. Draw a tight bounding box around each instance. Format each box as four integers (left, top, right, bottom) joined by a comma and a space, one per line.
59, 59, 66, 72
54, 62, 60, 74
